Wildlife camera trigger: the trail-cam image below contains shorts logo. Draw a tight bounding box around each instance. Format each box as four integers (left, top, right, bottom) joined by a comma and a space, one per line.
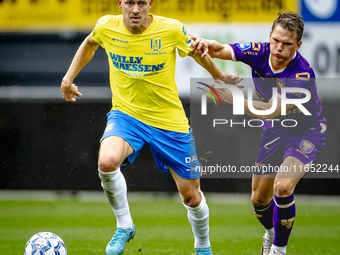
151, 39, 162, 52
105, 123, 113, 132
185, 155, 198, 163
300, 139, 315, 154
264, 137, 280, 149
237, 43, 251, 51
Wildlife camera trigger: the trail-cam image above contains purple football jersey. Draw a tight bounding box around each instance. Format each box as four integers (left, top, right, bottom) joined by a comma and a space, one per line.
229, 42, 327, 136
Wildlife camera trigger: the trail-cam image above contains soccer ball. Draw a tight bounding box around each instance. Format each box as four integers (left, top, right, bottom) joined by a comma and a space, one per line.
24, 232, 67, 255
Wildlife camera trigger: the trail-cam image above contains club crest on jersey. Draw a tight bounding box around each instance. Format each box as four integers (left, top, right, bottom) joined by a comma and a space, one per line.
151, 39, 162, 52
300, 140, 315, 154
237, 43, 251, 51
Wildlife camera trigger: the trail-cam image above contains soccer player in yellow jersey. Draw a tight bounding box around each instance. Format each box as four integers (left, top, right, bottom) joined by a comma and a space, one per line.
61, 1, 239, 254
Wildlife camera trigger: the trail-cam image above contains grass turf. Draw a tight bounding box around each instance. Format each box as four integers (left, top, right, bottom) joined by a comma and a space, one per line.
1, 197, 340, 255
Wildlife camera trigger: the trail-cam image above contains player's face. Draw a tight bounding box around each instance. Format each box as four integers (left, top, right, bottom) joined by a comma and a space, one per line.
118, 0, 153, 33
270, 24, 302, 68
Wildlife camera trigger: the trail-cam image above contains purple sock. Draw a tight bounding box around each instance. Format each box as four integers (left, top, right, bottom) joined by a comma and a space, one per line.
253, 198, 274, 230
273, 194, 296, 247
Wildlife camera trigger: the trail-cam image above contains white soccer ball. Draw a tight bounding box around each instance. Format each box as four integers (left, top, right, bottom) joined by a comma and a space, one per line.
24, 232, 67, 255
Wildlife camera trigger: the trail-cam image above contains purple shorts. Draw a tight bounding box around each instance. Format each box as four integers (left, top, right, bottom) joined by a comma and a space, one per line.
254, 128, 326, 175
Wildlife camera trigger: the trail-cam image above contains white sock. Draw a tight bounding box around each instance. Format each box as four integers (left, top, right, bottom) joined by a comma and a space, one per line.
183, 192, 210, 249
265, 227, 275, 239
98, 169, 133, 229
271, 244, 287, 254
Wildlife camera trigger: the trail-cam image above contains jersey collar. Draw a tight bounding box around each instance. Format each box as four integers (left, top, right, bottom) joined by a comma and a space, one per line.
269, 51, 297, 74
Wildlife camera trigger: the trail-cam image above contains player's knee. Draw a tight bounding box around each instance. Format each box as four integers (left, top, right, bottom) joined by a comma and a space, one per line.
98, 156, 120, 173
251, 193, 271, 207
181, 189, 201, 207
274, 180, 294, 197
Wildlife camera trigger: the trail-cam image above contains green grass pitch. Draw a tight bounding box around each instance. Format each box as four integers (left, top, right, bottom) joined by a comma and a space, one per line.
1, 195, 340, 255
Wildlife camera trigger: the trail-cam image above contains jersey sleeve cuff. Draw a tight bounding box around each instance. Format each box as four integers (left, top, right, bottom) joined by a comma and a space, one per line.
225, 44, 236, 62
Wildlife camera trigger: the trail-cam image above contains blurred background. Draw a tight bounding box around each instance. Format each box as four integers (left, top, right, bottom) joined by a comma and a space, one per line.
1, 0, 340, 194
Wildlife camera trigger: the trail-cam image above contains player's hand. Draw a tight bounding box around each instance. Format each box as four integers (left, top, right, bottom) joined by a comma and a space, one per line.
61, 78, 82, 102
214, 73, 244, 89
189, 34, 209, 58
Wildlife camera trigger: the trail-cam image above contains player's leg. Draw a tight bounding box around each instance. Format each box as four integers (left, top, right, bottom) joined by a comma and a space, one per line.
252, 133, 282, 255
251, 174, 276, 255
170, 169, 212, 255
98, 135, 134, 228
98, 110, 147, 255
270, 156, 305, 255
149, 127, 212, 254
98, 136, 136, 255
270, 131, 326, 254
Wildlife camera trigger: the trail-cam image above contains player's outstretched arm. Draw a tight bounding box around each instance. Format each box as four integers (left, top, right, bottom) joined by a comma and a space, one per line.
189, 51, 223, 78
208, 87, 295, 120
189, 51, 242, 87
190, 35, 233, 60
61, 32, 99, 102
214, 74, 244, 88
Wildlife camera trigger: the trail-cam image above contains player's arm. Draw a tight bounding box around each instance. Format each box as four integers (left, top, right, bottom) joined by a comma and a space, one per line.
209, 87, 294, 119
189, 51, 223, 78
190, 35, 233, 60
189, 51, 242, 86
61, 32, 99, 102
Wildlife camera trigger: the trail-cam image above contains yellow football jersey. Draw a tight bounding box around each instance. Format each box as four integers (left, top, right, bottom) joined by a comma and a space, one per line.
93, 14, 193, 133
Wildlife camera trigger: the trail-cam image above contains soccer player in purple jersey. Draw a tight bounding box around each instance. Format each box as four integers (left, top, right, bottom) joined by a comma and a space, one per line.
191, 11, 327, 255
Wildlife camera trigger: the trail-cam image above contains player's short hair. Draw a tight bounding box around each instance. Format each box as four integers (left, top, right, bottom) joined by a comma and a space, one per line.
272, 10, 304, 42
